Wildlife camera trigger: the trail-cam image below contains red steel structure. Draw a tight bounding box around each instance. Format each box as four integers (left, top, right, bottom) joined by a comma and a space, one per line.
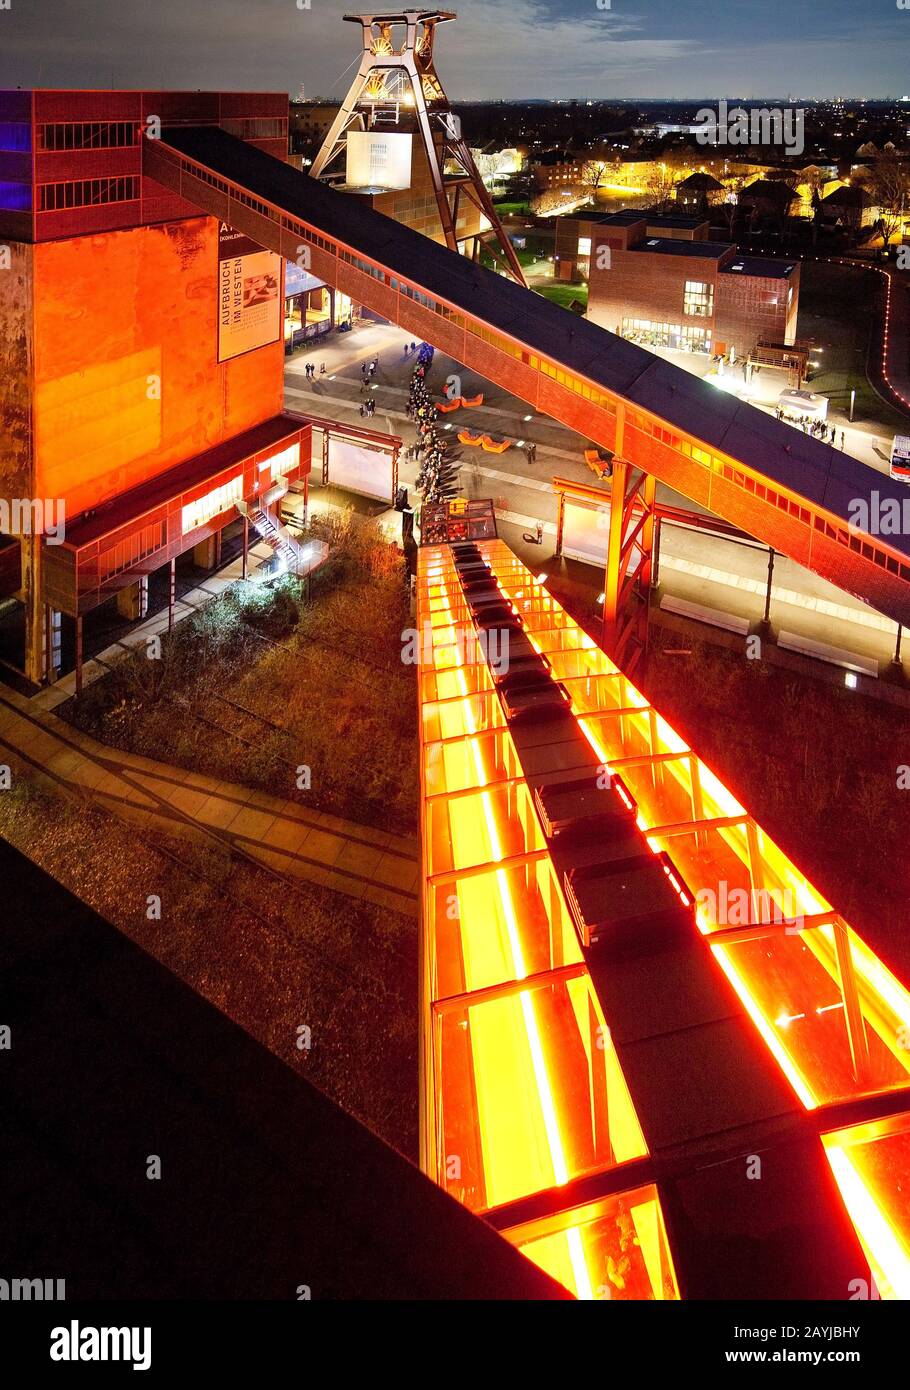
141, 124, 910, 634
310, 10, 526, 285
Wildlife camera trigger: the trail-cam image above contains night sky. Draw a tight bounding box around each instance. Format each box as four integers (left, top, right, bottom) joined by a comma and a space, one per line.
0, 0, 908, 100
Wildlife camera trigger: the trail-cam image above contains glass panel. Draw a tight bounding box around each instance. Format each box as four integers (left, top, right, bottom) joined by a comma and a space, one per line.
506, 1184, 680, 1301
435, 974, 647, 1213
429, 855, 582, 999
823, 1114, 910, 1300
425, 779, 546, 877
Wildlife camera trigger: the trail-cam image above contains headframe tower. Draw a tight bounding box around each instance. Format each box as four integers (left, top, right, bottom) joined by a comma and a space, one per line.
311, 10, 527, 285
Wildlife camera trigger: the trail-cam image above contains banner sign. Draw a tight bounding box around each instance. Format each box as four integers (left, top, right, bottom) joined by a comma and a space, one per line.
217, 223, 281, 363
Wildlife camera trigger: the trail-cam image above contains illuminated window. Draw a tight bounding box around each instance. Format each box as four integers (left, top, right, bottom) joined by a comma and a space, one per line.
683, 280, 714, 317
577, 236, 591, 256
257, 442, 300, 485
182, 474, 244, 536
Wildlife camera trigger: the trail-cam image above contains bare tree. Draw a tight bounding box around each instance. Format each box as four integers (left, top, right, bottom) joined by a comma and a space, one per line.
645, 161, 677, 213
862, 152, 909, 257
583, 155, 619, 192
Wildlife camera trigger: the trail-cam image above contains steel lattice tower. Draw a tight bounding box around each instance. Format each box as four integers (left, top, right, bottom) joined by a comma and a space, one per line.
311, 10, 527, 285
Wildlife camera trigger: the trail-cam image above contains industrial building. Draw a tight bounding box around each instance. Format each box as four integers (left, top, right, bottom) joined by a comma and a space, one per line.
586, 211, 800, 359
0, 88, 397, 687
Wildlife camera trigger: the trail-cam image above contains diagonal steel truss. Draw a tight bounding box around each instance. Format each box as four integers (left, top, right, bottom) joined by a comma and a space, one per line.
310, 10, 527, 286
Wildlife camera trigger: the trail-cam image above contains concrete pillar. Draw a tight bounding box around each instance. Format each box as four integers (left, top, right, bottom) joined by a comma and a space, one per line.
21, 535, 45, 685
115, 576, 148, 621
193, 535, 218, 570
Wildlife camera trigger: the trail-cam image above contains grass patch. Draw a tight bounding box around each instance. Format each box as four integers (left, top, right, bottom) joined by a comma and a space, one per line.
65, 511, 418, 835
536, 282, 588, 312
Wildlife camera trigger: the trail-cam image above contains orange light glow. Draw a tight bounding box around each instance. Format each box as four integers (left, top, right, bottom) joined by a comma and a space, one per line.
417, 545, 672, 1300
418, 539, 910, 1300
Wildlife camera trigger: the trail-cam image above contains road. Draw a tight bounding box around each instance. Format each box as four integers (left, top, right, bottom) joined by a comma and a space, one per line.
286, 321, 905, 670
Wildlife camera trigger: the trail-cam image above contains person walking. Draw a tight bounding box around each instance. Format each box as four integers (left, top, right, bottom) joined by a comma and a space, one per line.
840, 430, 845, 449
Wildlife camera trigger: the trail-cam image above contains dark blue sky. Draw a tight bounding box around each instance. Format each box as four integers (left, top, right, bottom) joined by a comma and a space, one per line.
1, 0, 908, 99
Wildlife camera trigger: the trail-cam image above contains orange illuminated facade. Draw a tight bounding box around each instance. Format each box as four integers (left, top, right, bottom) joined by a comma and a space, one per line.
417, 539, 910, 1300
0, 90, 306, 683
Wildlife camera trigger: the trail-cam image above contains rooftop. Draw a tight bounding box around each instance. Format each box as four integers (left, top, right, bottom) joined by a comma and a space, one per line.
721, 254, 799, 279
629, 237, 733, 259
588, 209, 706, 229
0, 836, 564, 1300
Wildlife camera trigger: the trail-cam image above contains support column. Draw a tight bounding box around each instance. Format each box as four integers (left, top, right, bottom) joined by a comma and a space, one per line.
555, 489, 566, 558
22, 534, 45, 686
193, 535, 218, 570
115, 577, 148, 621
601, 459, 656, 677
168, 560, 176, 633
762, 548, 776, 628
75, 616, 83, 697
242, 517, 249, 581
116, 575, 147, 619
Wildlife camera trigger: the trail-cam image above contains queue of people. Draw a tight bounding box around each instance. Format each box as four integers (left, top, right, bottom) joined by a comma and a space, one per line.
776, 407, 845, 448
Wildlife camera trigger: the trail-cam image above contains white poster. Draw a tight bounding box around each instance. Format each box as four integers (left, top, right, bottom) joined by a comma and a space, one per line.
218, 224, 282, 363
328, 437, 394, 502
562, 499, 609, 566
345, 130, 412, 191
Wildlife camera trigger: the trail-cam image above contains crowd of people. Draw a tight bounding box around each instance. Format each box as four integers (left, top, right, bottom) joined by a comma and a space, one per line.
776, 407, 845, 448
406, 344, 462, 504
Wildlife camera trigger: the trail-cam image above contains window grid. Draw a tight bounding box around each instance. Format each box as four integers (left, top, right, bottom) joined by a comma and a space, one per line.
37, 176, 139, 212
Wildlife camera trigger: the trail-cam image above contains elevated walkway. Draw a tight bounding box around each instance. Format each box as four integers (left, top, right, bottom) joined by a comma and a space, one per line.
144, 125, 910, 628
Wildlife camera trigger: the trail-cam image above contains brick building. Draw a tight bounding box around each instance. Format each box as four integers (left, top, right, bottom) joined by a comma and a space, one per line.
555, 209, 709, 281
586, 213, 799, 359
0, 90, 309, 685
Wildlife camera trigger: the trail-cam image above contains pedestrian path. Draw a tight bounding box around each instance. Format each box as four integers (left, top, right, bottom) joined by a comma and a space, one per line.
0, 686, 418, 917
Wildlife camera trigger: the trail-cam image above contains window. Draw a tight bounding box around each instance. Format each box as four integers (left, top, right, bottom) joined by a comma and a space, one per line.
683, 280, 714, 317
577, 236, 591, 256
182, 475, 244, 536
38, 176, 139, 211
0, 180, 31, 211
258, 442, 300, 485
37, 122, 137, 152
97, 520, 166, 584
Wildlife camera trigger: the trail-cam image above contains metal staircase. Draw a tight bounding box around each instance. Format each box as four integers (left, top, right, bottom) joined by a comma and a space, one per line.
237, 480, 305, 575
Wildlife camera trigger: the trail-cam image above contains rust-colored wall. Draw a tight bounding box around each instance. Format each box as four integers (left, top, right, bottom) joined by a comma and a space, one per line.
0, 239, 34, 504
33, 216, 283, 517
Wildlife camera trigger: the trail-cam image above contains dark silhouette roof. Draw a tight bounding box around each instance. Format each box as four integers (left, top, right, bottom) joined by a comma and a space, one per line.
0, 839, 566, 1300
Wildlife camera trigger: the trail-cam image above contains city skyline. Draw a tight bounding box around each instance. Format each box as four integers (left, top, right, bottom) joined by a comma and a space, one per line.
1, 0, 909, 102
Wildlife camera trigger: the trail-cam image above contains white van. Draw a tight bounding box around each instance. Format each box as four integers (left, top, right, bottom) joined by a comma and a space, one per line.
890, 436, 910, 482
